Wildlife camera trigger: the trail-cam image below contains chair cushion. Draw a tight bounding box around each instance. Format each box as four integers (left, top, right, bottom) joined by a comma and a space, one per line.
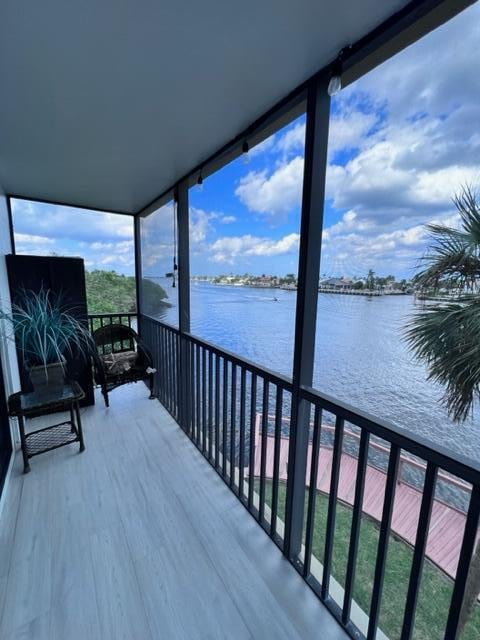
101, 350, 138, 376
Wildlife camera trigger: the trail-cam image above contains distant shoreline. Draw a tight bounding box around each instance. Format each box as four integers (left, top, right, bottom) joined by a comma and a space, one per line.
192, 280, 412, 296
317, 288, 410, 297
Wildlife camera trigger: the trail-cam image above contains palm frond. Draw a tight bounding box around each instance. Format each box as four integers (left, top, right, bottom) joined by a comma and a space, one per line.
407, 185, 480, 422
414, 186, 480, 291
406, 298, 480, 421
454, 186, 480, 244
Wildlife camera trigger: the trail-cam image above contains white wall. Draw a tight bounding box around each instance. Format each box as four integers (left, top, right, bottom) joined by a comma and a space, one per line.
0, 186, 20, 513
0, 187, 20, 399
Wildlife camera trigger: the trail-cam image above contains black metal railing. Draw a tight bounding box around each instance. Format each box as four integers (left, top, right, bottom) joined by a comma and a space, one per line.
140, 314, 480, 640
141, 315, 293, 545
298, 386, 480, 640
140, 317, 181, 420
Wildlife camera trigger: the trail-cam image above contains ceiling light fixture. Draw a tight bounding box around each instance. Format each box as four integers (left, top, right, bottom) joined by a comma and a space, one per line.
327, 46, 350, 97
327, 74, 342, 97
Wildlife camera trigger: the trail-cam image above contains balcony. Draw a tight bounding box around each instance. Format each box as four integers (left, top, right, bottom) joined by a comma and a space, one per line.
0, 382, 347, 640
1, 309, 479, 639
1, 2, 480, 639
139, 315, 480, 640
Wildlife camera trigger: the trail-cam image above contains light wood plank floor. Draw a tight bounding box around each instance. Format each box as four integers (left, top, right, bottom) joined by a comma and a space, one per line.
0, 384, 348, 640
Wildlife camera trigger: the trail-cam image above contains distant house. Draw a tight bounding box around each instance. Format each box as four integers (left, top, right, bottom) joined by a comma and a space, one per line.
319, 277, 354, 291
253, 275, 279, 288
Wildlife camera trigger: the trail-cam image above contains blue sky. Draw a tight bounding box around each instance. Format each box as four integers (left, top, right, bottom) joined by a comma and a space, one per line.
13, 2, 480, 280
12, 199, 135, 273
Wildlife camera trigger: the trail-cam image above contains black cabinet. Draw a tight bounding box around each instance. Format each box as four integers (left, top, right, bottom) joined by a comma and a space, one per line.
6, 254, 94, 407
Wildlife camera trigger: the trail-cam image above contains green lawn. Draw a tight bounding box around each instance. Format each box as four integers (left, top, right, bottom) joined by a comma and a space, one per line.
261, 481, 480, 640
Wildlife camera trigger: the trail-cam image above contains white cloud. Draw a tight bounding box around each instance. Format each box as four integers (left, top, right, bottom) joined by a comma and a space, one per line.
220, 215, 236, 224
249, 135, 277, 157
207, 4, 480, 275
100, 254, 134, 267
14, 232, 57, 261
319, 2, 480, 280
328, 108, 377, 158
12, 199, 133, 243
80, 240, 133, 253
325, 211, 374, 238
189, 207, 215, 245
320, 208, 462, 278
278, 109, 377, 160
15, 233, 55, 245
277, 122, 305, 155
139, 203, 176, 271
11, 199, 135, 273
309, 4, 480, 278
209, 233, 300, 264
235, 156, 304, 220
350, 3, 480, 123
326, 113, 480, 224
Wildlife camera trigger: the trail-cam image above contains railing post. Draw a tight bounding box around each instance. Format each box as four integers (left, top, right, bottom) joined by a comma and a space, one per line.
133, 214, 142, 334
177, 180, 191, 432
284, 75, 330, 561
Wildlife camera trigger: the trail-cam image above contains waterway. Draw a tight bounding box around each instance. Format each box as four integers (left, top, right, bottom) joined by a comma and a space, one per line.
156, 281, 480, 461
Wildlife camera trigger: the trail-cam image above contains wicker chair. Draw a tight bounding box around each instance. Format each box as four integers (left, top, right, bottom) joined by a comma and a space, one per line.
92, 324, 155, 407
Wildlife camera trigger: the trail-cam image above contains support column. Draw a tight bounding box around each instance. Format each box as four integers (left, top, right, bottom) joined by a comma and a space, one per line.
284, 75, 331, 560
176, 181, 191, 432
177, 181, 190, 334
133, 215, 142, 327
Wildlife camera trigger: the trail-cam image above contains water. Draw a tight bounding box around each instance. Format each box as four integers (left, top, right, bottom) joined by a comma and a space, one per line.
157, 281, 480, 460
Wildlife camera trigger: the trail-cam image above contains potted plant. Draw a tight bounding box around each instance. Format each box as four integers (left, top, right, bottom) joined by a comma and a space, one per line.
0, 288, 93, 396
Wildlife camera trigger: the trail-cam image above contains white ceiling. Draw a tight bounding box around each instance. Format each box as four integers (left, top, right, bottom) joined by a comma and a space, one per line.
0, 0, 410, 214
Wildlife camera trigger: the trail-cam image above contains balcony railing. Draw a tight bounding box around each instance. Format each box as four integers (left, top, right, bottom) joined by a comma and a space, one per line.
140, 314, 293, 548
133, 314, 480, 639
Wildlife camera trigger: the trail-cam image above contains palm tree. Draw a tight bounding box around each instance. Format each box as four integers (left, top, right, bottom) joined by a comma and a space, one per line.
407, 186, 480, 421
406, 186, 480, 635
366, 268, 376, 291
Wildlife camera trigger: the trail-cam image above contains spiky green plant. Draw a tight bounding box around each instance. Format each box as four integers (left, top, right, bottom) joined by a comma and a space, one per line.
0, 288, 93, 369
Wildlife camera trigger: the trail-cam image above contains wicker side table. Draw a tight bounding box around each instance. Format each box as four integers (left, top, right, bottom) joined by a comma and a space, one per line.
8, 381, 85, 473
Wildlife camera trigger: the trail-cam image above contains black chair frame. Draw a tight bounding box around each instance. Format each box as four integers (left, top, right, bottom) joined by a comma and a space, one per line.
91, 324, 155, 407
